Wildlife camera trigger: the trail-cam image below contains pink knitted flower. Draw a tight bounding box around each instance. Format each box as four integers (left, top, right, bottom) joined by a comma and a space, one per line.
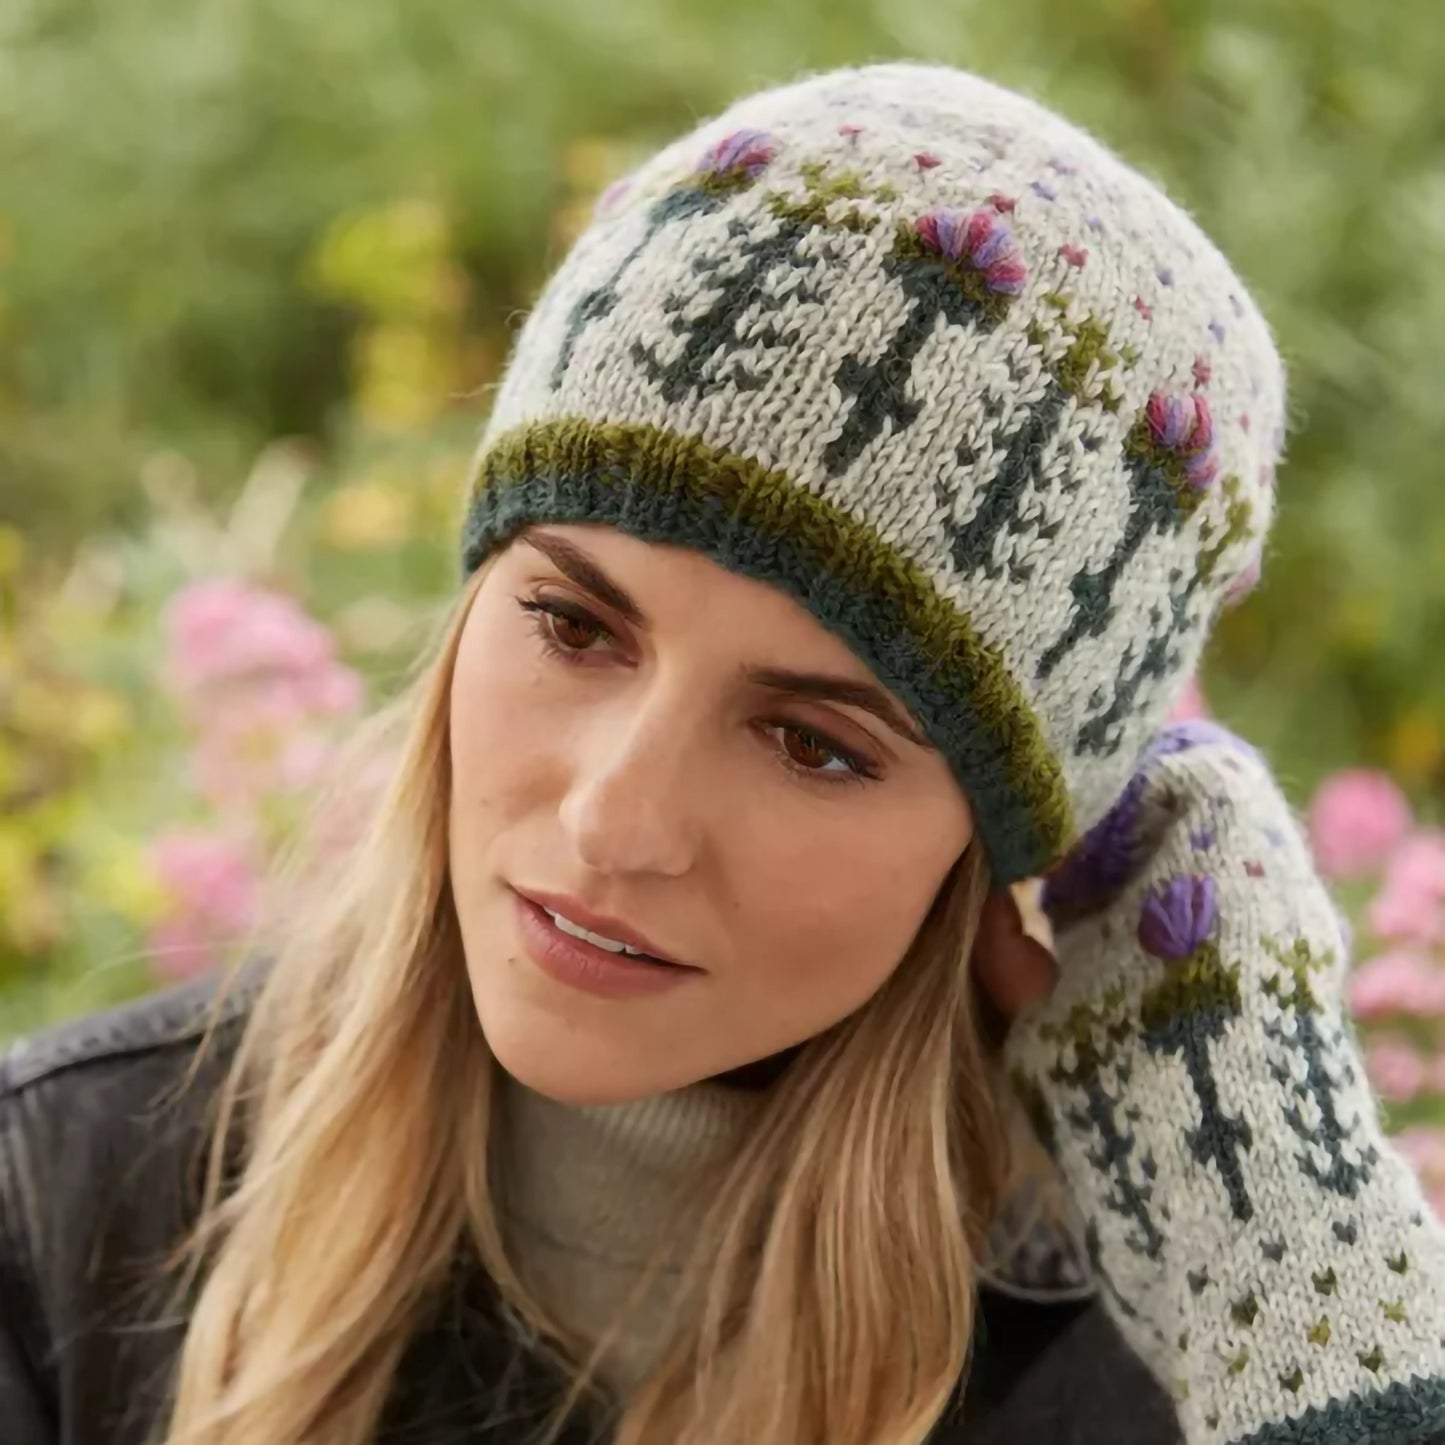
914, 207, 1028, 294
701, 129, 776, 180
1145, 392, 1220, 489
1307, 769, 1414, 882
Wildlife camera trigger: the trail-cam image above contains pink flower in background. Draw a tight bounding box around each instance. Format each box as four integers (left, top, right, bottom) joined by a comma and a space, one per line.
1368, 830, 1445, 945
1307, 769, 1414, 881
1365, 1038, 1428, 1103
162, 577, 365, 810
1393, 1125, 1445, 1216
166, 579, 330, 694
1348, 948, 1445, 1019
1393, 1125, 1445, 1217
1168, 675, 1210, 724
147, 829, 260, 979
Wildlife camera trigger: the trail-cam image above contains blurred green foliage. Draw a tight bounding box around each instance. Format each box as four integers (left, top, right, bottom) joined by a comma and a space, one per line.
1, 0, 1443, 1027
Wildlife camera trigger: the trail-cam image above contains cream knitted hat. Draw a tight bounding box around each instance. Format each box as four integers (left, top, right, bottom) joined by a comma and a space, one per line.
462, 62, 1286, 882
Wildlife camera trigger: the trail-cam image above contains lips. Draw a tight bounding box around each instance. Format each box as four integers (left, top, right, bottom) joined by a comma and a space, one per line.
510, 888, 693, 969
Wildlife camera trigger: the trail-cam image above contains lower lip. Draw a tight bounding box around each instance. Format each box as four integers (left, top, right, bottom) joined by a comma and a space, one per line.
511, 892, 699, 1000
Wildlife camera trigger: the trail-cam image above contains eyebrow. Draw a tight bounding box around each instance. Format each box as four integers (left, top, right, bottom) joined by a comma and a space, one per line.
523, 531, 647, 625
521, 530, 934, 749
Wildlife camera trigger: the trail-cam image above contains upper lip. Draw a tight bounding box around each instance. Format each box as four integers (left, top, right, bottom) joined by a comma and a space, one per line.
513, 888, 694, 968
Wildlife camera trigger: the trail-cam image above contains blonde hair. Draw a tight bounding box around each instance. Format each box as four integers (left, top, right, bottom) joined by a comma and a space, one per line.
157, 568, 1015, 1445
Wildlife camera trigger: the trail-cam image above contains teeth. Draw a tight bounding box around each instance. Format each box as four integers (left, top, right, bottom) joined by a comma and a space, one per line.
546, 908, 647, 957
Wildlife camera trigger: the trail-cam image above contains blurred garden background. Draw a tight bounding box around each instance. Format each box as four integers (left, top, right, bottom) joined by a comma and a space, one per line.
2, 0, 1444, 1188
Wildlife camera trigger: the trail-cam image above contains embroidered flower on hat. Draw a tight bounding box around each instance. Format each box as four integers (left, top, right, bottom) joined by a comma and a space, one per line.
913, 207, 1029, 295
1139, 875, 1219, 960
1143, 391, 1221, 492
697, 129, 778, 192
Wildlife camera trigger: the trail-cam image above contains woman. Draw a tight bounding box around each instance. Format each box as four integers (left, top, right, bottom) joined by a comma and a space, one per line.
3, 62, 1442, 1445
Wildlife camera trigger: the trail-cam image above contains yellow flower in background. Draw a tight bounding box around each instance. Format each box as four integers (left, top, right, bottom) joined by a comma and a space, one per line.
0, 828, 66, 955
354, 322, 458, 434
320, 477, 416, 550
81, 845, 169, 928
0, 524, 23, 577
10, 676, 73, 739
307, 197, 465, 323
0, 738, 18, 798
1388, 706, 1443, 787
70, 687, 132, 749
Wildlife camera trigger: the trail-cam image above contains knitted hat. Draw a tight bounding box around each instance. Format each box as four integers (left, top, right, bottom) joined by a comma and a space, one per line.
461, 63, 1286, 884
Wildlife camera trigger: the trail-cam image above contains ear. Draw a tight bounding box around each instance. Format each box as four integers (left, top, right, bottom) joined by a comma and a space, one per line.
970, 884, 1059, 1026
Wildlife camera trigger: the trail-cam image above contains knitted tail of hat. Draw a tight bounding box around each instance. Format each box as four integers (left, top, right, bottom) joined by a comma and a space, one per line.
461, 62, 1287, 883
1007, 722, 1445, 1445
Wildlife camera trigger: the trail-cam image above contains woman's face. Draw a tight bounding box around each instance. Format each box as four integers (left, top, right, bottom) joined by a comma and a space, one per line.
448, 525, 974, 1104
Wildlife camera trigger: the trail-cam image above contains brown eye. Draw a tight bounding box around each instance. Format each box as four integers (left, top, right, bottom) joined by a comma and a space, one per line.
549, 609, 603, 651
516, 596, 616, 661
782, 727, 838, 772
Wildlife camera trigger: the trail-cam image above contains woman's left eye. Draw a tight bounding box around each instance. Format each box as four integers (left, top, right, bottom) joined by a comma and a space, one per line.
516, 596, 616, 661
767, 723, 880, 785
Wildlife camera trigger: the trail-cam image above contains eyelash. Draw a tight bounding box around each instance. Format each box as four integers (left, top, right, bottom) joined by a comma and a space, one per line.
514, 594, 881, 787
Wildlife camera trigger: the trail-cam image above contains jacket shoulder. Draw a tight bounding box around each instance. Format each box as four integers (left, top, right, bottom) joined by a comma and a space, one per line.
0, 966, 256, 1098
0, 969, 261, 1440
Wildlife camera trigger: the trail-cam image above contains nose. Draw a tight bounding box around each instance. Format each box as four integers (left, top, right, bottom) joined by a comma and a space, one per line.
557, 693, 705, 879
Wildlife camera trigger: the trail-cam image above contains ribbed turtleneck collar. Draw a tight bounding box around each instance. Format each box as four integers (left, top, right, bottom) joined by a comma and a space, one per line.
495, 1073, 764, 1393
493, 1066, 1092, 1397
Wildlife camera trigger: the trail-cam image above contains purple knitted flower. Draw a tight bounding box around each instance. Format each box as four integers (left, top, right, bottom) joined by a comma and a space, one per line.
1138, 876, 1218, 960
914, 207, 1028, 294
1148, 719, 1257, 761
700, 129, 777, 181
1042, 769, 1150, 923
1145, 392, 1220, 490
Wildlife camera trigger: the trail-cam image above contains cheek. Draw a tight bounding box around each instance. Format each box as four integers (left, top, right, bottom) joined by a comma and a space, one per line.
448, 601, 562, 855
733, 817, 958, 1010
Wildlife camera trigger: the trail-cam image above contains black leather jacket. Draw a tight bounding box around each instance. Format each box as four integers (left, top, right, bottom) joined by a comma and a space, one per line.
0, 975, 1180, 1444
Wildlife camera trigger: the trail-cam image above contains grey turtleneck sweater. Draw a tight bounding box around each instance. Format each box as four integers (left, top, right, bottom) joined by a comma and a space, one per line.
495, 1074, 762, 1394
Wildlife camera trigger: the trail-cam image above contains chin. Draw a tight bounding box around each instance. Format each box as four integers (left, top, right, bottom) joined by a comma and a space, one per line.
477, 1005, 693, 1106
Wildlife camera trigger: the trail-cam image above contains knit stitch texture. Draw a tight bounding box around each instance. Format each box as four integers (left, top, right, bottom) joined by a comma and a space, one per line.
462, 62, 1285, 882
1007, 723, 1445, 1444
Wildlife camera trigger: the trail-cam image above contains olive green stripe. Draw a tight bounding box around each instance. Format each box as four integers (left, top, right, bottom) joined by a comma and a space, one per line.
463, 419, 1073, 880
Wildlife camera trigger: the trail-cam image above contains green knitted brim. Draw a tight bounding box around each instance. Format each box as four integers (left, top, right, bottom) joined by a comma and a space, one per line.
1233, 1376, 1445, 1445
462, 419, 1073, 882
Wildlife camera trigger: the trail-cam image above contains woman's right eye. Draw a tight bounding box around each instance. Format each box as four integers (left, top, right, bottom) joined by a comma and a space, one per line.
515, 596, 616, 662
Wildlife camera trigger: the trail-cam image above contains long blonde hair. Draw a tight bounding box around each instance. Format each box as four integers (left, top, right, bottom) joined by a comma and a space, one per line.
158, 568, 1014, 1445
